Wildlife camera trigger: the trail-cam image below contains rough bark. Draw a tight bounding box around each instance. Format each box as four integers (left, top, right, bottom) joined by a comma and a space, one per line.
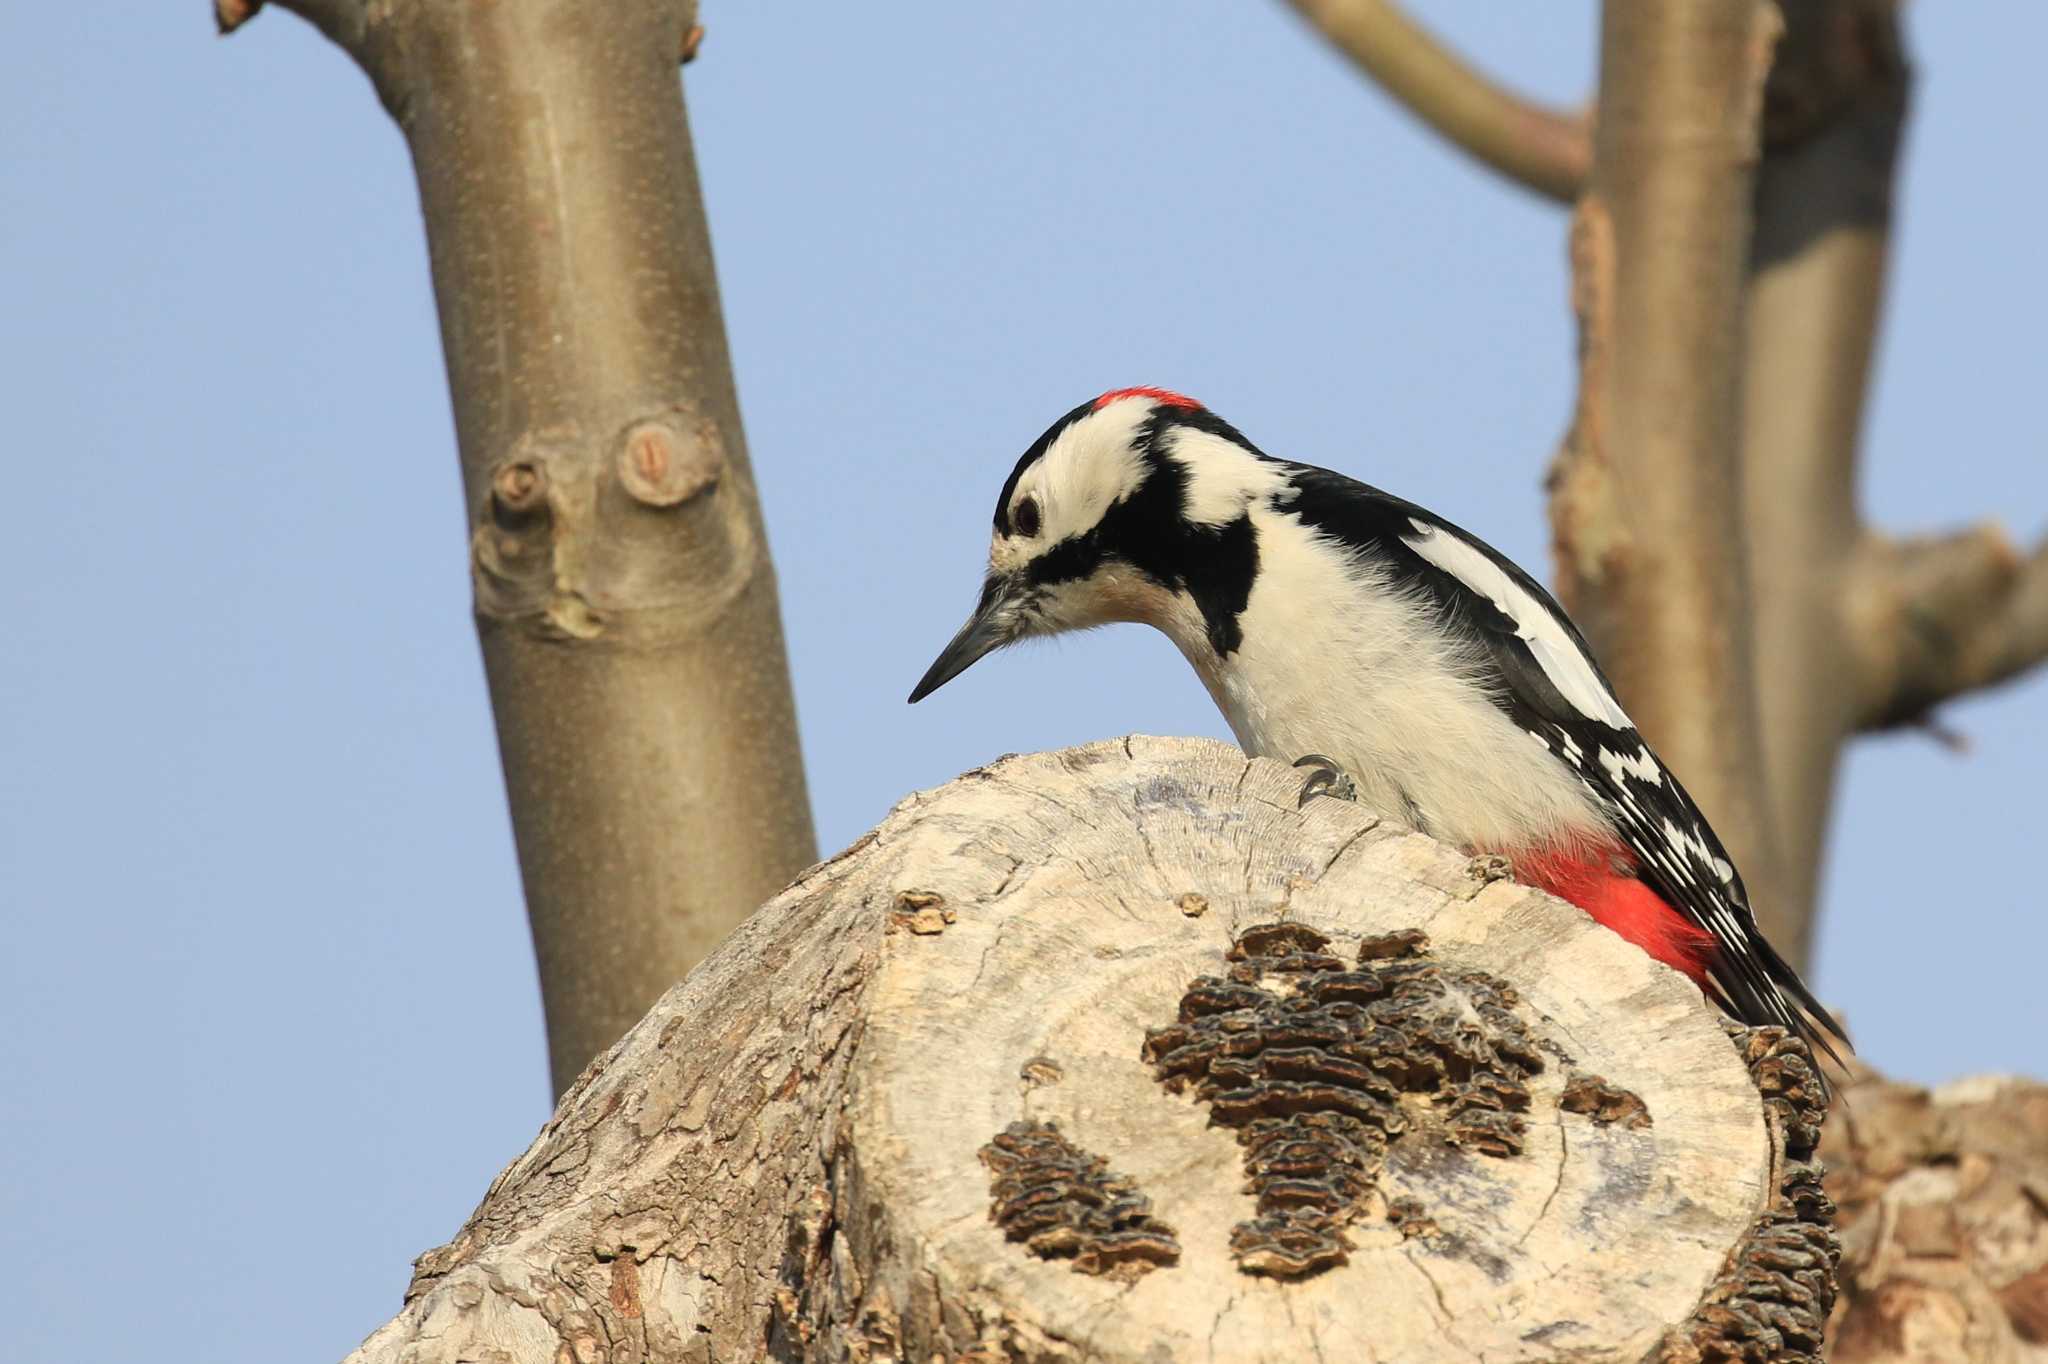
1823, 1066, 2048, 1363
222, 0, 818, 1092
347, 738, 1835, 1364
1548, 1, 1794, 949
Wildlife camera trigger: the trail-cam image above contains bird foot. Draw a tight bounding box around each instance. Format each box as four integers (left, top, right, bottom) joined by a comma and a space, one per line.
1292, 753, 1358, 808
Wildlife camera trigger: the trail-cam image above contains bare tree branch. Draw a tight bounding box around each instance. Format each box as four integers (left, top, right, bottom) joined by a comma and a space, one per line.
1283, 0, 1590, 202
1854, 529, 2048, 730
1548, 1, 1794, 947
227, 0, 819, 1093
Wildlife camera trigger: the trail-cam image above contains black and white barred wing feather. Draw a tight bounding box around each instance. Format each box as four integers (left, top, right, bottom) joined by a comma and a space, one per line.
1277, 464, 1846, 1064
1573, 741, 1844, 1062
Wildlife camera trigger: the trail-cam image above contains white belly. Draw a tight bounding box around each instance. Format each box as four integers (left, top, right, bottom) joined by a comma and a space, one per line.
1156, 515, 1610, 854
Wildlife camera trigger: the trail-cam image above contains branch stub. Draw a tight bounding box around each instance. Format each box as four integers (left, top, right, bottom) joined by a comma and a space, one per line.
617, 416, 722, 509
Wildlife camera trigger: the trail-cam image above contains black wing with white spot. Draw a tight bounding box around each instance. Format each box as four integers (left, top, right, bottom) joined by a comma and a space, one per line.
1278, 463, 1847, 1068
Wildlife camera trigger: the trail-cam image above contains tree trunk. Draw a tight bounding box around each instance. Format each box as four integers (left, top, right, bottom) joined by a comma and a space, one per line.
1548, 0, 1794, 951
1287, 0, 2048, 968
222, 0, 818, 1093
347, 738, 1837, 1364
1742, 0, 2048, 964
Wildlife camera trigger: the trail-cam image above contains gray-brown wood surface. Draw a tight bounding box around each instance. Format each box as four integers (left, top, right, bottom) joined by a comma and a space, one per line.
349, 737, 1827, 1363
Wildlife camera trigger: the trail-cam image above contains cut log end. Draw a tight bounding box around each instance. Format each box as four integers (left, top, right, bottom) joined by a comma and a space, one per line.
350, 737, 1835, 1364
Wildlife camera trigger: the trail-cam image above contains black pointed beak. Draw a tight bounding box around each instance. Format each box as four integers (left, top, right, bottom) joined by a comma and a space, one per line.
908, 576, 1021, 703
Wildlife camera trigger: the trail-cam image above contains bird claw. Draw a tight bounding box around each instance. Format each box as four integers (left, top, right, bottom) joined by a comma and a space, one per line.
1293, 753, 1357, 808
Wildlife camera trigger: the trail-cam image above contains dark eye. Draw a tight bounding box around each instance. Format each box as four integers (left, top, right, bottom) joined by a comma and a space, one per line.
1013, 497, 1041, 538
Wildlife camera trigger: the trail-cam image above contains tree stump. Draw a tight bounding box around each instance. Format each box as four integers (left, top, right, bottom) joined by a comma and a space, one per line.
1824, 1067, 2048, 1362
348, 737, 1833, 1364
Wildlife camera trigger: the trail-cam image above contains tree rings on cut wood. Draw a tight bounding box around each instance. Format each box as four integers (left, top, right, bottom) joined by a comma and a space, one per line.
852, 738, 1789, 1362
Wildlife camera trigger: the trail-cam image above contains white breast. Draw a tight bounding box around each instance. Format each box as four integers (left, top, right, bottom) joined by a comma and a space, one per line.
1156, 503, 1612, 855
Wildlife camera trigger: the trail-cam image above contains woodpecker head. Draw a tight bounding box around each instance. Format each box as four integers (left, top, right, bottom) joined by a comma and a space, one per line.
908, 387, 1278, 703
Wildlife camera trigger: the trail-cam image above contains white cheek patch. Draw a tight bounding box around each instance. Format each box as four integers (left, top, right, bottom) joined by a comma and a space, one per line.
1401, 518, 1632, 730
1163, 426, 1289, 527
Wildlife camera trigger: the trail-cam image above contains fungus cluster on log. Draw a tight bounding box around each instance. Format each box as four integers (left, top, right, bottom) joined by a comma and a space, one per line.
978, 1122, 1180, 1278
1141, 923, 1547, 1277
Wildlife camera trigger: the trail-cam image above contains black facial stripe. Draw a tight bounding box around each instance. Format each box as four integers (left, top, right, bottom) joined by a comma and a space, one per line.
1026, 533, 1105, 589
1123, 408, 1262, 656
1017, 406, 1263, 657
1179, 513, 1257, 655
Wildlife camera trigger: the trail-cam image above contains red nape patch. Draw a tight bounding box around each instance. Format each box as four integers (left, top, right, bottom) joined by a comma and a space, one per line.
1092, 386, 1203, 412
1511, 850, 1717, 986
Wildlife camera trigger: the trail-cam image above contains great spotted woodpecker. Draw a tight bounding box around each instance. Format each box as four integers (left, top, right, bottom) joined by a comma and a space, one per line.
909, 387, 1846, 1076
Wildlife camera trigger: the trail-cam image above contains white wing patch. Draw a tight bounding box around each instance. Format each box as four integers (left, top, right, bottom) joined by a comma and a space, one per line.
1599, 744, 1663, 785
1401, 518, 1632, 730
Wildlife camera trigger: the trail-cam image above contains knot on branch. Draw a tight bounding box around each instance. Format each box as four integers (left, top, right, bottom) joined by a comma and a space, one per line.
464, 408, 761, 642
616, 415, 722, 509
471, 450, 574, 625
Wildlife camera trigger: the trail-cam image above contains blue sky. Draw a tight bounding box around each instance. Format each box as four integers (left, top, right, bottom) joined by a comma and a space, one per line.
2, 4, 2041, 1360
